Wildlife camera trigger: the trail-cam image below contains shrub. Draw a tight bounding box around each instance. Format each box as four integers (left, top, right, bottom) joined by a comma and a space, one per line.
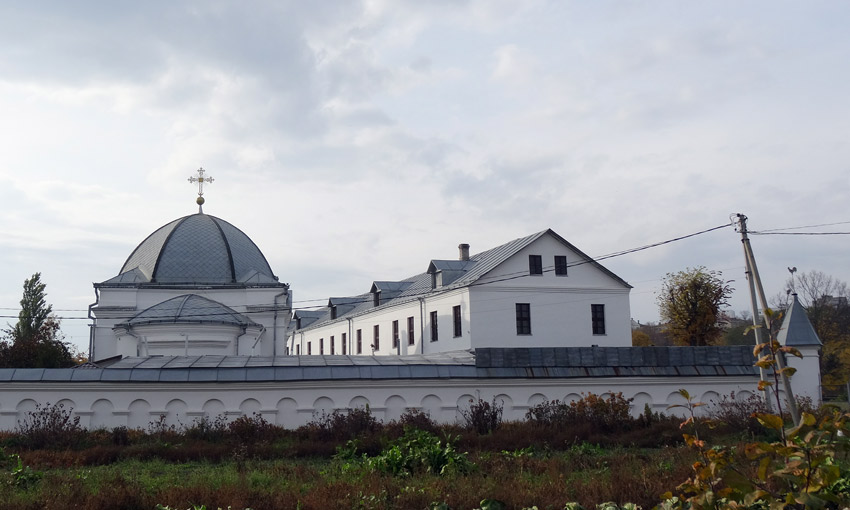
16, 402, 84, 449
366, 428, 474, 476
300, 406, 381, 440
525, 393, 634, 432
184, 415, 228, 443
397, 408, 438, 433
227, 413, 278, 443
460, 397, 503, 434
704, 391, 768, 435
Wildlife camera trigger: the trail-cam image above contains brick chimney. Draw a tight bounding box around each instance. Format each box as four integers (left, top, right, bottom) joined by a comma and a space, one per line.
458, 243, 470, 261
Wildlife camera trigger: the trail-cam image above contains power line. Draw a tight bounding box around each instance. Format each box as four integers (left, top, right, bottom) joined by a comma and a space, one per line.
30, 221, 733, 321
750, 231, 850, 236
752, 220, 850, 233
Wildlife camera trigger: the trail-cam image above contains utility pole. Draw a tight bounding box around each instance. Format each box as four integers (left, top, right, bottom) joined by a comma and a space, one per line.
736, 213, 799, 425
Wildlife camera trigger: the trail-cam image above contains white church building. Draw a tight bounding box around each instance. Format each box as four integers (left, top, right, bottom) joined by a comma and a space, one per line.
0, 173, 822, 430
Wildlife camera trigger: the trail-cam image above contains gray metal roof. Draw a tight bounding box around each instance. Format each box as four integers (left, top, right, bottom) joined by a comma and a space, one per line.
298, 229, 632, 332
0, 346, 757, 383
116, 294, 259, 328
777, 294, 822, 347
106, 213, 280, 286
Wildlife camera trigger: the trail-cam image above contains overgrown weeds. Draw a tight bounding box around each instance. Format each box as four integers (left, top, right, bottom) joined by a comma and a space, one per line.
15, 402, 84, 450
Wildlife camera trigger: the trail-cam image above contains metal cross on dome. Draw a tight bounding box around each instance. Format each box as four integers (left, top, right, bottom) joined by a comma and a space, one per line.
188, 167, 214, 212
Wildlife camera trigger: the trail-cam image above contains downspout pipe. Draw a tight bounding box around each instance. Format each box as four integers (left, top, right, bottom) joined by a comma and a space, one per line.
251, 327, 267, 355
418, 297, 426, 355
272, 289, 289, 356
87, 287, 101, 361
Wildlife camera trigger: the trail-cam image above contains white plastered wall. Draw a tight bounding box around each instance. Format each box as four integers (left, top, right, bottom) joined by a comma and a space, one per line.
92, 286, 290, 359
0, 375, 759, 431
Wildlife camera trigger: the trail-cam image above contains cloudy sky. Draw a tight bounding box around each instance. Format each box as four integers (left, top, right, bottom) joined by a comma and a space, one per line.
1, 1, 848, 352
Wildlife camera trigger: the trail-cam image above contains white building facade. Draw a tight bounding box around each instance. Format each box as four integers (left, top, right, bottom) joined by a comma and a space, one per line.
290, 230, 632, 356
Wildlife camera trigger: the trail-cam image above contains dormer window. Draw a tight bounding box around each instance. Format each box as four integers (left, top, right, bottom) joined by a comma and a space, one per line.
431, 272, 437, 289
330, 306, 337, 320
373, 291, 381, 307
296, 317, 302, 329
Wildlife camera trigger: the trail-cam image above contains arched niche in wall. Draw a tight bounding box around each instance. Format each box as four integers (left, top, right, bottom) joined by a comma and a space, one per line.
349, 396, 370, 410
57, 398, 77, 412
631, 392, 653, 415
128, 399, 151, 430
494, 394, 513, 415
564, 393, 582, 404
699, 391, 721, 416
384, 395, 407, 422
528, 393, 548, 407
165, 399, 188, 427
276, 398, 298, 428
313, 396, 335, 415
239, 398, 261, 417
202, 399, 226, 422
15, 399, 38, 426
455, 393, 476, 422
421, 394, 442, 422
90, 399, 115, 429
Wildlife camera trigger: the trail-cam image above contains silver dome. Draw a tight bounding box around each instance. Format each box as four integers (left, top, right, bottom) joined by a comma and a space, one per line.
118, 213, 277, 285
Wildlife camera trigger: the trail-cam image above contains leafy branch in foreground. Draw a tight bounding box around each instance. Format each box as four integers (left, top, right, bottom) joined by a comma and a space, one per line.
661, 318, 850, 509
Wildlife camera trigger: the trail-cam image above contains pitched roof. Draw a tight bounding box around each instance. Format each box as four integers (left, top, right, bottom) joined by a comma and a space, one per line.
0, 346, 756, 382
777, 294, 822, 347
296, 229, 630, 332
116, 294, 259, 328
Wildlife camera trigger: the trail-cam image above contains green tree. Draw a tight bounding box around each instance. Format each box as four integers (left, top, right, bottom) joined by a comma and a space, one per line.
0, 273, 74, 368
657, 267, 733, 346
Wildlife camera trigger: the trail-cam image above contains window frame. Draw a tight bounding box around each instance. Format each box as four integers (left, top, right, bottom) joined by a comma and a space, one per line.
407, 316, 415, 346
592, 304, 606, 335
516, 303, 532, 335
528, 254, 543, 275
554, 255, 568, 276
330, 335, 335, 355
452, 305, 462, 337
342, 333, 347, 355
392, 320, 399, 348
373, 324, 380, 351
430, 311, 439, 341
356, 329, 362, 354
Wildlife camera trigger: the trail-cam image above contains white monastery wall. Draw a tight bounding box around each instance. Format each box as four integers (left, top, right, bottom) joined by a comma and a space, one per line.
0, 376, 759, 431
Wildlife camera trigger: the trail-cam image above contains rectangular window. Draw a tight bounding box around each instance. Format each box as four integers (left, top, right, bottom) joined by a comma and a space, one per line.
342, 333, 347, 355
392, 320, 399, 348
516, 303, 531, 335
373, 325, 380, 351
356, 329, 362, 354
453, 305, 462, 337
407, 316, 415, 345
296, 344, 300, 355
592, 304, 606, 335
330, 306, 337, 320
430, 311, 439, 341
320, 338, 324, 355
554, 255, 568, 276
308, 342, 312, 355
330, 335, 335, 355
373, 292, 380, 307
529, 254, 543, 275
